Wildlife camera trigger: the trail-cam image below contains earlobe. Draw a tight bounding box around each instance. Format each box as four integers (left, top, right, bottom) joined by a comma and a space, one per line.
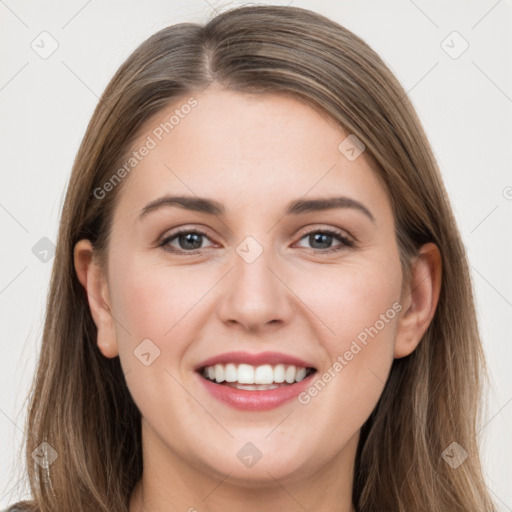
394, 242, 442, 359
73, 239, 119, 358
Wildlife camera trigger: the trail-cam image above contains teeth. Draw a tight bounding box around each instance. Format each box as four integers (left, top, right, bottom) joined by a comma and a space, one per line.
254, 364, 274, 384
274, 364, 285, 383
225, 363, 237, 382
296, 367, 307, 381
214, 364, 225, 383
238, 363, 255, 384
202, 363, 313, 385
225, 383, 281, 390
285, 365, 296, 383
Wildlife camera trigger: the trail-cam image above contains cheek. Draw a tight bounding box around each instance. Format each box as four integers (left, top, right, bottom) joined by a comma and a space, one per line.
293, 257, 401, 418
108, 253, 211, 358
108, 259, 212, 421
294, 255, 402, 350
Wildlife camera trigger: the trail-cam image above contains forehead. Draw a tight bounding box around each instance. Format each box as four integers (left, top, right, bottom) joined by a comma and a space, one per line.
114, 86, 391, 222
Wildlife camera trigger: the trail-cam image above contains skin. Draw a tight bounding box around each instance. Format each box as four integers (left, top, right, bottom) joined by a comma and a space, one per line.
74, 84, 441, 512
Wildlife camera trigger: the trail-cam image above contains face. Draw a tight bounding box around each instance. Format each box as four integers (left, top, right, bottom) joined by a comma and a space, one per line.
83, 85, 416, 486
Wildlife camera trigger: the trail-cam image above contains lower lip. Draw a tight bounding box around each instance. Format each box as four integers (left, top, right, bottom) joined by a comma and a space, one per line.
196, 371, 316, 411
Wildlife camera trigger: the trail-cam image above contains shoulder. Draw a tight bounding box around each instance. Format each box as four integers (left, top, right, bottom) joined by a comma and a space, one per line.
1, 503, 35, 512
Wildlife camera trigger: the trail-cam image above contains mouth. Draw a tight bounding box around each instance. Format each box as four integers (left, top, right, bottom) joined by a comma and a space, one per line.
196, 363, 317, 411
199, 363, 316, 389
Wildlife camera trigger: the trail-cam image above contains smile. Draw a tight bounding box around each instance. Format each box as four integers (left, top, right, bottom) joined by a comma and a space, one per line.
196, 362, 317, 411
201, 363, 315, 389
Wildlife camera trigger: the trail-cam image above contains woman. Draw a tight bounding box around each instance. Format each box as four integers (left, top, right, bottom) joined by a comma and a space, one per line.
5, 5, 497, 512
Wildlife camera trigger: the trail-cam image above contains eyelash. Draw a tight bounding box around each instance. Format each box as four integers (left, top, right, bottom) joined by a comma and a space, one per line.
158, 227, 356, 255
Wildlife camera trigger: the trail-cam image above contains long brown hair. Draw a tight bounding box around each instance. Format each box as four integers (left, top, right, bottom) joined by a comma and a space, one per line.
8, 5, 496, 511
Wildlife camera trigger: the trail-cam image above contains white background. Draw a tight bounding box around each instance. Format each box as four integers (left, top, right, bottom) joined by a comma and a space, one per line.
1, 0, 511, 509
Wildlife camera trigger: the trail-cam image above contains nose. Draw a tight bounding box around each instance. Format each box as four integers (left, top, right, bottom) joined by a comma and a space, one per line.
216, 240, 294, 333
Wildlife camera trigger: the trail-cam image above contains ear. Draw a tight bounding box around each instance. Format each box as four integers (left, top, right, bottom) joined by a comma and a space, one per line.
74, 239, 119, 358
394, 242, 442, 359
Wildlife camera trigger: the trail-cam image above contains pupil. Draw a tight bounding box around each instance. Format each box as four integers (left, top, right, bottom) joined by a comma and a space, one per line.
310, 233, 332, 249
180, 233, 202, 250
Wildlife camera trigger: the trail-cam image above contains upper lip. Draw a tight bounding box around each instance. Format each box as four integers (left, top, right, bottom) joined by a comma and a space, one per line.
194, 351, 317, 371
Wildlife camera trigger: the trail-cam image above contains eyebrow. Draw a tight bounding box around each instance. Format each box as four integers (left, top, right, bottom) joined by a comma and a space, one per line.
138, 195, 376, 223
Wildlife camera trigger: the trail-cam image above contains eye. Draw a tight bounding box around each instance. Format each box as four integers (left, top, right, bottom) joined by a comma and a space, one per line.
158, 226, 356, 255
159, 228, 215, 253
294, 228, 355, 253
